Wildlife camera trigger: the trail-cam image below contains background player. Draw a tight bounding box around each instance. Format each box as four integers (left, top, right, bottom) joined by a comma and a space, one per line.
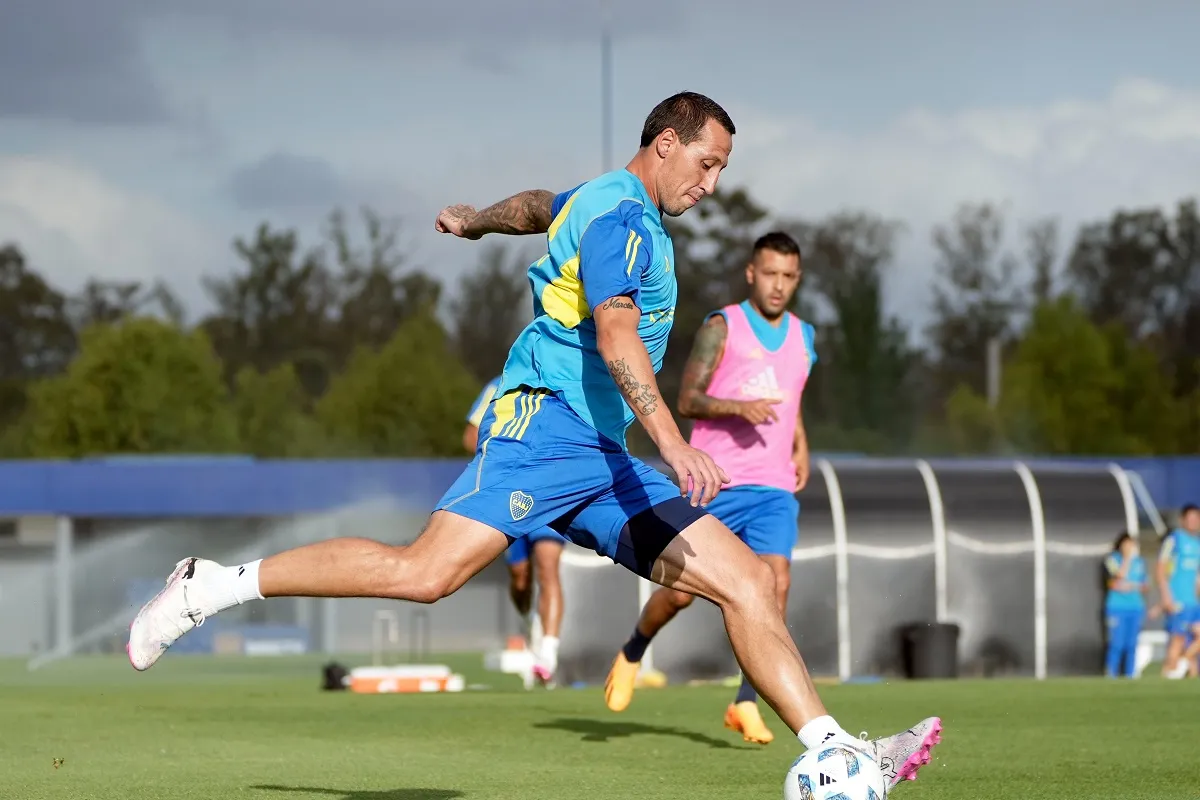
1156, 503, 1200, 678
1103, 531, 1153, 678
605, 231, 814, 745
464, 376, 567, 684
128, 91, 940, 790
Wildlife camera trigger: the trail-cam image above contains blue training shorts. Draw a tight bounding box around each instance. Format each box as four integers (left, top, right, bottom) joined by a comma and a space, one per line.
505, 528, 567, 566
1165, 604, 1200, 637
436, 388, 707, 578
704, 486, 799, 559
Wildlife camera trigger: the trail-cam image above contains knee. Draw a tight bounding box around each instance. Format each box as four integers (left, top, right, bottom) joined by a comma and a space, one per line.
728, 559, 777, 612
667, 589, 695, 611
771, 568, 791, 599
509, 564, 531, 595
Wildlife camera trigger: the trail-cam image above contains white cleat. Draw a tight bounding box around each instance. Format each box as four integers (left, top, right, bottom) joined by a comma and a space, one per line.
857, 716, 943, 792
127, 557, 221, 671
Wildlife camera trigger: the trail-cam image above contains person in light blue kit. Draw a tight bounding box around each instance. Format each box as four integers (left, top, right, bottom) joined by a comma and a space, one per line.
128, 92, 941, 791
1103, 532, 1152, 678
1155, 503, 1200, 678
463, 376, 567, 684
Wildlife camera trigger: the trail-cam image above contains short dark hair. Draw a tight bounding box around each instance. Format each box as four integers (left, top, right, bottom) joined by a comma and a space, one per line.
752, 231, 801, 259
639, 91, 736, 149
1183, 503, 1200, 516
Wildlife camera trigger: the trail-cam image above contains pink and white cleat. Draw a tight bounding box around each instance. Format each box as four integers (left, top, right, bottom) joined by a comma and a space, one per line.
859, 717, 943, 792
127, 557, 223, 671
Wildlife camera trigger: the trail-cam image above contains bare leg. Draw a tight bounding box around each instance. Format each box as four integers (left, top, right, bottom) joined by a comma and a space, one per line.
258, 511, 508, 601
650, 515, 826, 734
508, 561, 532, 618
532, 541, 564, 638
1162, 634, 1187, 677
732, 554, 791, 705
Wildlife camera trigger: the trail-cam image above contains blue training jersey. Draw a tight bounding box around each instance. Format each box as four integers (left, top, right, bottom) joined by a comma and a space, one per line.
465, 376, 501, 428
1104, 551, 1146, 611
1160, 528, 1200, 608
497, 169, 677, 448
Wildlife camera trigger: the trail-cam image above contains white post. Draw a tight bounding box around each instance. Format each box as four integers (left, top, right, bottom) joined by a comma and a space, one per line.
1107, 464, 1140, 537
1013, 462, 1047, 680
915, 460, 949, 623
817, 459, 852, 682
54, 516, 74, 658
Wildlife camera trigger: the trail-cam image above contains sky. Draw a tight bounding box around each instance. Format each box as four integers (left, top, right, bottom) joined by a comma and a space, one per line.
2, 0, 1200, 331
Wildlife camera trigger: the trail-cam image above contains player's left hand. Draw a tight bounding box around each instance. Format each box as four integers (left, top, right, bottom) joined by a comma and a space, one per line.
793, 452, 809, 492
435, 204, 481, 239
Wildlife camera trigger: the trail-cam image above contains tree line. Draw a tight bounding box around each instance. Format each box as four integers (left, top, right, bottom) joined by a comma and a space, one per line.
0, 189, 1197, 460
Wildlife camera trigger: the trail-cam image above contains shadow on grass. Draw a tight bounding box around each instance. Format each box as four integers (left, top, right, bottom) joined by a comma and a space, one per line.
252, 786, 463, 800
533, 717, 752, 749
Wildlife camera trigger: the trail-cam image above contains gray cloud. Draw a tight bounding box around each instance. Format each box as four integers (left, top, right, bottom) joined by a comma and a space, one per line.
228, 153, 348, 212
154, 0, 691, 44
0, 0, 169, 124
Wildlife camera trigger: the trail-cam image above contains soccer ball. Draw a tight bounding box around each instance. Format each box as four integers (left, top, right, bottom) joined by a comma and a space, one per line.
784, 743, 887, 800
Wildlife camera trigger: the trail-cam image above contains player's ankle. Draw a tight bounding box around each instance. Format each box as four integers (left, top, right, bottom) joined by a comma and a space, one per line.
621, 628, 652, 662
797, 715, 855, 750
208, 559, 265, 612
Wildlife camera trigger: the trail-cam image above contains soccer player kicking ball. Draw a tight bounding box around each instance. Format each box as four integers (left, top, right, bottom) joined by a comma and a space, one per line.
464, 377, 567, 684
127, 91, 940, 791
605, 230, 814, 745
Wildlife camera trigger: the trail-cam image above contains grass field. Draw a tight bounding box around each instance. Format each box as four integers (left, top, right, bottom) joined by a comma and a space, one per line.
4, 653, 1199, 800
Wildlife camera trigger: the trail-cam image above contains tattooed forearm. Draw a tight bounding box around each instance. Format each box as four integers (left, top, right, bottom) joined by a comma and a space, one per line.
464, 190, 555, 237
607, 357, 659, 416
677, 316, 742, 419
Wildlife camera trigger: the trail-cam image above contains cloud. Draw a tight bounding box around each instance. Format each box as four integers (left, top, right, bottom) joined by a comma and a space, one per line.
0, 0, 169, 124
0, 157, 224, 316
228, 153, 346, 212
724, 78, 1200, 323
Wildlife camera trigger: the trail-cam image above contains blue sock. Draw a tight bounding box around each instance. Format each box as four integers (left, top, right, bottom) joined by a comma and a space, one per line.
735, 675, 757, 704
622, 627, 652, 663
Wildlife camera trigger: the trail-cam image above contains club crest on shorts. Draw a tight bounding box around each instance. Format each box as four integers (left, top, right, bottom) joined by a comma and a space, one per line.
509, 490, 534, 521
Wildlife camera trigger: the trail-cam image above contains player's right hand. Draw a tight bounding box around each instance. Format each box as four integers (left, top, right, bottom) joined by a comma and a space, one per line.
435, 204, 481, 239
738, 398, 781, 425
660, 439, 730, 507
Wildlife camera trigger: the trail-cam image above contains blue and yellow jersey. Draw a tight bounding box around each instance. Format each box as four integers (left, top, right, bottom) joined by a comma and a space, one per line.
1160, 528, 1200, 607
465, 376, 501, 428
1104, 551, 1146, 611
496, 169, 677, 448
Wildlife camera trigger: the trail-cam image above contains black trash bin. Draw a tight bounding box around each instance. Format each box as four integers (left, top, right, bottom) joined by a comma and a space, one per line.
901, 622, 960, 680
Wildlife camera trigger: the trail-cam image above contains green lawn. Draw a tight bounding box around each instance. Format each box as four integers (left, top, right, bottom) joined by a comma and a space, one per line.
3, 654, 1196, 799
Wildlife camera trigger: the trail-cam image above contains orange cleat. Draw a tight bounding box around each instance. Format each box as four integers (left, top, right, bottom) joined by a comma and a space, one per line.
723, 701, 775, 744
604, 652, 640, 712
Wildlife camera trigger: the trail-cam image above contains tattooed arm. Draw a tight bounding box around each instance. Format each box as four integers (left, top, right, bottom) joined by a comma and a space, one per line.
593, 295, 680, 446
594, 295, 730, 505
435, 189, 556, 239
677, 315, 780, 425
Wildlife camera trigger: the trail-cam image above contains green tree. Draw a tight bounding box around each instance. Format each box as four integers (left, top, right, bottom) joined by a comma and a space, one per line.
0, 245, 77, 428
451, 242, 532, 384
200, 222, 337, 399
926, 202, 1023, 400
792, 212, 920, 451
23, 317, 239, 457
316, 311, 477, 456
233, 363, 325, 457
326, 207, 442, 370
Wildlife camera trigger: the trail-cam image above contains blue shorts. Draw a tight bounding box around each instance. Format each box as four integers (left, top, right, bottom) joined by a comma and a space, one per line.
505, 528, 567, 566
704, 486, 799, 558
1165, 604, 1200, 637
436, 389, 707, 578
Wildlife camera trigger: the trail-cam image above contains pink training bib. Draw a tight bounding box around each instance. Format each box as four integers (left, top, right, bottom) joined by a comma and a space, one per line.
689, 303, 814, 492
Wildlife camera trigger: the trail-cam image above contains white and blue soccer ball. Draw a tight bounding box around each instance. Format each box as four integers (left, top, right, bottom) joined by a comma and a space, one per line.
784, 743, 887, 800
